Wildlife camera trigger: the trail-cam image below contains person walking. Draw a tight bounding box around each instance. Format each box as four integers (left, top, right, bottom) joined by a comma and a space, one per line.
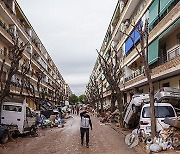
76, 105, 79, 115
80, 110, 92, 148
72, 105, 75, 114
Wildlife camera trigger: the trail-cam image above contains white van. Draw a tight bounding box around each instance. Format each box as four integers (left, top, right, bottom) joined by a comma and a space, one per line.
123, 93, 149, 128
139, 103, 177, 135
1, 100, 36, 134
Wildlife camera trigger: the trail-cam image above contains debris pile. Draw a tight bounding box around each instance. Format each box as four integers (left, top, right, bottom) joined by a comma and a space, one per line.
100, 109, 121, 124
125, 116, 180, 153
37, 105, 74, 129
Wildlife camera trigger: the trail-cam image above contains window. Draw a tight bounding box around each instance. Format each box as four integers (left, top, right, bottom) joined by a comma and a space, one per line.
162, 82, 170, 87
3, 47, 7, 57
160, 43, 167, 63
3, 105, 22, 112
159, 0, 174, 16
142, 106, 175, 118
149, 0, 176, 29
149, 0, 159, 28
125, 20, 142, 55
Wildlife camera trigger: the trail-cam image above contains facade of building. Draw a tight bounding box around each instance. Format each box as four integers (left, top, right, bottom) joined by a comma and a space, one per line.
0, 0, 72, 110
86, 0, 180, 107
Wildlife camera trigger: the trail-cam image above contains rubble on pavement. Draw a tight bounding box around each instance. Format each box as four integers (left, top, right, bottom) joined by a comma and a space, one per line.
99, 108, 180, 153
124, 116, 180, 153
99, 109, 121, 124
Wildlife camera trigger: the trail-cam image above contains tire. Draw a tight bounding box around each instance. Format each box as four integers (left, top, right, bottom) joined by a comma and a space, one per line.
0, 132, 9, 144
13, 130, 20, 138
30, 126, 38, 137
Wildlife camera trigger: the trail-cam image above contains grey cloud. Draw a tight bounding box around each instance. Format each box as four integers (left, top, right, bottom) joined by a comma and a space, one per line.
17, 0, 117, 95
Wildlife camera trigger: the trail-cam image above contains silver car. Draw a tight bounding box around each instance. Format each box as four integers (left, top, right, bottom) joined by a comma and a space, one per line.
154, 87, 180, 102
123, 93, 149, 128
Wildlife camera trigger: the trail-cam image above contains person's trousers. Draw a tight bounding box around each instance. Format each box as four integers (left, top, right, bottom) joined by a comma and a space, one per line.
80, 127, 89, 145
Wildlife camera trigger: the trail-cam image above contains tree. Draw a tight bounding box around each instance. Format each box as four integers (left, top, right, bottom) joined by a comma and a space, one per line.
20, 59, 31, 95
97, 47, 124, 120
117, 20, 156, 137
0, 39, 28, 103
125, 20, 156, 137
0, 59, 5, 92
85, 83, 97, 109
85, 74, 104, 114
96, 19, 156, 134
69, 94, 79, 105
90, 75, 104, 113
34, 71, 44, 98
79, 94, 85, 103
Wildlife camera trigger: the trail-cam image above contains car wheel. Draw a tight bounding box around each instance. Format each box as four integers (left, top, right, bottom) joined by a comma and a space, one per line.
0, 132, 9, 144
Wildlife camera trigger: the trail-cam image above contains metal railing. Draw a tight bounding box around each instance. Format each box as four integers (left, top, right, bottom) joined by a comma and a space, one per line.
124, 67, 145, 82
156, 45, 180, 66
167, 45, 180, 61
124, 45, 180, 83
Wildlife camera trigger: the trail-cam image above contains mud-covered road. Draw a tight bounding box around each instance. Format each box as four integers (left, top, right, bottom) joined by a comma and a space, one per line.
0, 115, 143, 154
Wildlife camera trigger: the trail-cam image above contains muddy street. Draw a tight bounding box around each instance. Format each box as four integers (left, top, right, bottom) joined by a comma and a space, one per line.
0, 115, 143, 154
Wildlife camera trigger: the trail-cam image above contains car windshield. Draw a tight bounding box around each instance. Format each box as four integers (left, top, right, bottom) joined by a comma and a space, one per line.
142, 106, 175, 118
3, 105, 22, 112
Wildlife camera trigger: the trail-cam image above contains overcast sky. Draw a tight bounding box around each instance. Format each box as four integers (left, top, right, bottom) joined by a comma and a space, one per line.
17, 0, 117, 96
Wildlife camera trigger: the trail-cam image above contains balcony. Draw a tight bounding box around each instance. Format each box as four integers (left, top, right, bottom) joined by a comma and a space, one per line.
0, 19, 13, 44
151, 45, 180, 69
124, 67, 144, 82
122, 46, 180, 89
1, 0, 32, 41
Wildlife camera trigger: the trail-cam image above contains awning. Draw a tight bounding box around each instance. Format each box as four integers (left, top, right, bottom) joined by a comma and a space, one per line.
149, 0, 159, 28
148, 19, 180, 65
159, 0, 174, 16
148, 38, 159, 65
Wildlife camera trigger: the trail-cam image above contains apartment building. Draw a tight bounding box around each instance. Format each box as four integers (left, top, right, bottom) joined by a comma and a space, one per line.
0, 0, 72, 110
86, 0, 180, 107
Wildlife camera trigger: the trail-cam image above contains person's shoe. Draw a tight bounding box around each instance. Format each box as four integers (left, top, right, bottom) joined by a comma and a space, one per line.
81, 141, 83, 145
86, 144, 89, 148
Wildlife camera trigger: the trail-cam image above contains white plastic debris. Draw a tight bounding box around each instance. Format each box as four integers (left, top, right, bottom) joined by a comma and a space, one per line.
125, 132, 139, 148
150, 143, 162, 152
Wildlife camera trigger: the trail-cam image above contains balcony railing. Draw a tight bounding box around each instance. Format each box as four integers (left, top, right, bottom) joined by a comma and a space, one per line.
167, 45, 180, 61
0, 18, 13, 38
124, 67, 145, 82
124, 45, 180, 83
154, 45, 180, 67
